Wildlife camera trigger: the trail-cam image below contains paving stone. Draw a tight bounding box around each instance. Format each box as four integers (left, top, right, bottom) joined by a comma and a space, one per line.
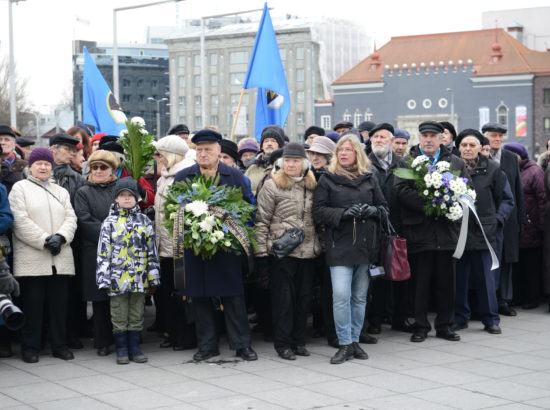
0, 382, 80, 404
151, 380, 236, 403
206, 373, 288, 394
354, 370, 444, 393
259, 365, 339, 386
366, 394, 456, 409
250, 386, 342, 409
94, 388, 181, 410
33, 396, 118, 410
400, 365, 488, 385
57, 374, 136, 395
303, 379, 393, 401
410, 386, 511, 409
461, 379, 550, 402
195, 396, 288, 409
23, 362, 99, 381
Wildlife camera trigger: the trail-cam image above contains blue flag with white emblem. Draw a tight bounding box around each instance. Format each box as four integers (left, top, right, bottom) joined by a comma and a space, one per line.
83, 47, 127, 135
243, 3, 290, 140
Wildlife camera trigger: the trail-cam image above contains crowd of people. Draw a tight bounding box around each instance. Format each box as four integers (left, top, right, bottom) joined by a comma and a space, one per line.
0, 117, 548, 366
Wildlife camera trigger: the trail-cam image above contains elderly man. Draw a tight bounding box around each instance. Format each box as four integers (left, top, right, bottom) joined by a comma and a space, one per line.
50, 133, 85, 201
395, 121, 468, 343
392, 128, 410, 157
245, 125, 285, 194
304, 125, 325, 146
174, 129, 257, 362
333, 120, 354, 135
168, 124, 191, 144
482, 122, 525, 317
0, 125, 27, 193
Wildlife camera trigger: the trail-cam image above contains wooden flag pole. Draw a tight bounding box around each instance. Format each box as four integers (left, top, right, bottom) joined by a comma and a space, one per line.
229, 88, 246, 142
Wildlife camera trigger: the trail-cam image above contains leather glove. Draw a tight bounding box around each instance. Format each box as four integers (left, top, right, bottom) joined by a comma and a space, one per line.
0, 259, 19, 297
360, 205, 379, 219
44, 234, 66, 256
342, 204, 362, 220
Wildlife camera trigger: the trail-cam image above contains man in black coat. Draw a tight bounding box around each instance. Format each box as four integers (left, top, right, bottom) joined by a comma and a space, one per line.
482, 122, 525, 316
174, 129, 257, 362
395, 121, 468, 343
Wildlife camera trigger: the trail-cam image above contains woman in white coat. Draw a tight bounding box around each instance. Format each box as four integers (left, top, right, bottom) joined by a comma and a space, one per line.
9, 148, 77, 363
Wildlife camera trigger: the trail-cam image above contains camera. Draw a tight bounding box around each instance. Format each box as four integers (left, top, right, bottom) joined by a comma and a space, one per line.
0, 294, 25, 330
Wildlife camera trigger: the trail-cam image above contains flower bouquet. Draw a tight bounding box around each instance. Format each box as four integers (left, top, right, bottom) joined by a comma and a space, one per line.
118, 117, 156, 179
164, 175, 256, 259
393, 156, 476, 221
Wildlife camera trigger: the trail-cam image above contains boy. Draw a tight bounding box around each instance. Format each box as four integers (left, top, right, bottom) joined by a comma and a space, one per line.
96, 178, 160, 364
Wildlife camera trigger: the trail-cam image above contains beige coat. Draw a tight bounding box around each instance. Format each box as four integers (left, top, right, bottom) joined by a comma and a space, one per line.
255, 166, 321, 259
9, 176, 77, 277
154, 158, 194, 257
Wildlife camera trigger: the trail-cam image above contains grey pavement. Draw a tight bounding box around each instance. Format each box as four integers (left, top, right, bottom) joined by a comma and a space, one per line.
2, 306, 550, 409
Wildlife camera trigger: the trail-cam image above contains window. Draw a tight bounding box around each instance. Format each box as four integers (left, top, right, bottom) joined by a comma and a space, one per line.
364, 110, 373, 121
479, 106, 490, 130
297, 112, 305, 125
151, 80, 158, 89
178, 96, 186, 108
194, 75, 201, 88
178, 76, 186, 89
296, 91, 305, 104
496, 103, 508, 130
211, 95, 219, 107
230, 93, 249, 106
343, 113, 351, 122
210, 74, 218, 87
354, 112, 363, 126
178, 55, 186, 67
194, 96, 201, 106
230, 51, 248, 64
544, 89, 550, 105
210, 53, 218, 66
138, 95, 145, 103
136, 79, 144, 88
195, 116, 202, 129
122, 79, 131, 87
321, 115, 331, 130
230, 72, 245, 85
122, 94, 131, 103
296, 68, 305, 82
210, 115, 219, 126
296, 46, 304, 60
280, 48, 286, 61
194, 54, 200, 67
544, 118, 550, 134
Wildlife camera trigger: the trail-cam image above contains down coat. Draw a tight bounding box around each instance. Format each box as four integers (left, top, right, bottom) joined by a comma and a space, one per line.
255, 166, 321, 259
518, 159, 546, 248
9, 176, 77, 277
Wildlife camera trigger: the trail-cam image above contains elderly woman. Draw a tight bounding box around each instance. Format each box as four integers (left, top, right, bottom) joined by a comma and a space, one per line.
153, 135, 195, 350
306, 136, 336, 181
255, 143, 321, 360
313, 134, 387, 364
9, 148, 77, 363
74, 150, 119, 356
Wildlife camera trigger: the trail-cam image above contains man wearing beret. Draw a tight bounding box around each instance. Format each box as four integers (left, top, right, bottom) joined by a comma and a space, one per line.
333, 120, 354, 135
245, 125, 285, 194
304, 125, 325, 146
50, 133, 86, 203
15, 137, 34, 160
395, 121, 468, 343
482, 122, 525, 317
168, 123, 191, 144
392, 128, 410, 158
174, 129, 258, 362
0, 125, 27, 194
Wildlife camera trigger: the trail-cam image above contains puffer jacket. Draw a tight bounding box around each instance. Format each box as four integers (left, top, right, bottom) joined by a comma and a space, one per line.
255, 166, 321, 259
9, 176, 77, 277
96, 203, 160, 296
154, 158, 195, 257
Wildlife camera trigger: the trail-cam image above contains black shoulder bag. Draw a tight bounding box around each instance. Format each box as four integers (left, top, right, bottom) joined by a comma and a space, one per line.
271, 186, 306, 259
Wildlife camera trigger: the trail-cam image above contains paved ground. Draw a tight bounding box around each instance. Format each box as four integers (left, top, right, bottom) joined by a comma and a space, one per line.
2, 306, 550, 410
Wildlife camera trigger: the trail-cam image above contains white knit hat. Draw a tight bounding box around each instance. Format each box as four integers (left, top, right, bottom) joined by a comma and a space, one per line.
154, 134, 189, 156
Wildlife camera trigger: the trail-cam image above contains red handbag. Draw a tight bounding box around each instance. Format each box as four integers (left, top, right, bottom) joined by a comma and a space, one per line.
380, 212, 411, 281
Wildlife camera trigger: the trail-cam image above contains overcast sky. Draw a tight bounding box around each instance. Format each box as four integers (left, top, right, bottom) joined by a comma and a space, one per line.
0, 0, 549, 110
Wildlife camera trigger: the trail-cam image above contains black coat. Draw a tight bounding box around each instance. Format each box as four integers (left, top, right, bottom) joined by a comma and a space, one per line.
394, 145, 468, 254
53, 164, 85, 205
465, 155, 503, 251
312, 171, 387, 267
173, 162, 253, 297
368, 152, 403, 233
74, 180, 117, 302
497, 149, 526, 263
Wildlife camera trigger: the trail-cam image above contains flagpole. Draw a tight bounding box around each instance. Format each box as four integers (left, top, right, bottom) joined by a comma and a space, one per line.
229, 88, 246, 142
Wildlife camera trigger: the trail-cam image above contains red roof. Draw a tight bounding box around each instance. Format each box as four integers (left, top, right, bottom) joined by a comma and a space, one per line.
334, 29, 550, 85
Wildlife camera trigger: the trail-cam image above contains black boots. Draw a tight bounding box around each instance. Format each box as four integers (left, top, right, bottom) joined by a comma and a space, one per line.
113, 332, 129, 365
330, 344, 354, 364
127, 330, 147, 363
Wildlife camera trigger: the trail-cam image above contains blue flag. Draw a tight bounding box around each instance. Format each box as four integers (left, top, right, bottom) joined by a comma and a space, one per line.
243, 3, 290, 140
83, 47, 127, 135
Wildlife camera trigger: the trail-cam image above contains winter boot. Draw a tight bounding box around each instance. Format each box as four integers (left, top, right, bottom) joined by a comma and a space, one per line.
330, 344, 354, 364
128, 330, 148, 363
113, 332, 129, 365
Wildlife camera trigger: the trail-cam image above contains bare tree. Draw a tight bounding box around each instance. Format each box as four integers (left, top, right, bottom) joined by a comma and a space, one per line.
0, 57, 35, 133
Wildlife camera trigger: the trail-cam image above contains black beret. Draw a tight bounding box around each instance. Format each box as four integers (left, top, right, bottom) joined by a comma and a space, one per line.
99, 141, 124, 155
16, 137, 35, 147
455, 128, 484, 148
268, 148, 284, 165
49, 133, 79, 147
333, 120, 354, 131
440, 121, 457, 139
357, 121, 376, 133
168, 124, 190, 135
369, 123, 395, 136
481, 122, 507, 134
304, 126, 325, 138
418, 121, 444, 134
480, 136, 490, 146
220, 139, 239, 162
100, 135, 119, 145
0, 125, 17, 139
191, 129, 222, 145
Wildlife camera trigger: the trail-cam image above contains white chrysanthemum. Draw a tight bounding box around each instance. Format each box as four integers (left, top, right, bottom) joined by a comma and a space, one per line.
139, 128, 148, 135
131, 116, 146, 127
443, 195, 450, 201
203, 215, 216, 227
209, 236, 218, 244
412, 155, 429, 168
119, 129, 128, 137
467, 189, 477, 200
212, 230, 224, 241
198, 220, 213, 232
431, 172, 443, 189
185, 200, 208, 217
435, 161, 450, 172
224, 240, 231, 247
424, 174, 433, 187
423, 190, 429, 196
434, 190, 440, 197
441, 203, 447, 209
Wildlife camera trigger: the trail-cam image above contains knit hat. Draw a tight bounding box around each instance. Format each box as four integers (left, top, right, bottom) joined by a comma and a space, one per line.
503, 142, 529, 160
154, 135, 189, 156
304, 125, 325, 138
260, 125, 285, 149
90, 133, 106, 145
283, 142, 307, 159
238, 140, 260, 156
88, 149, 118, 170
28, 147, 55, 167
220, 139, 239, 163
306, 136, 336, 156
114, 177, 140, 200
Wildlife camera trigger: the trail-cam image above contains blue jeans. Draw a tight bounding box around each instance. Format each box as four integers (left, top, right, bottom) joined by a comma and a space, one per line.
330, 265, 370, 345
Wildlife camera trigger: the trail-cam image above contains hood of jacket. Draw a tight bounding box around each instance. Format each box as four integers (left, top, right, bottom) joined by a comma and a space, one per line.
270, 166, 317, 191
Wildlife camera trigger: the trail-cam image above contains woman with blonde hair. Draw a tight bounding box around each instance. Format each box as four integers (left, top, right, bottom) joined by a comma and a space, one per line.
313, 134, 387, 364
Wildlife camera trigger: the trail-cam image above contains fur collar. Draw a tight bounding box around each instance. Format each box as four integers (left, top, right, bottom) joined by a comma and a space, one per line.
271, 166, 317, 190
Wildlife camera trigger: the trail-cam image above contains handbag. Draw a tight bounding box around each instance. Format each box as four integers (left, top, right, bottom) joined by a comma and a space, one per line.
271, 186, 306, 259
380, 210, 411, 281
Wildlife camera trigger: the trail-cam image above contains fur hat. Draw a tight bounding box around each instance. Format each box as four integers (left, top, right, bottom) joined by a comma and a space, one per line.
283, 142, 307, 159
88, 149, 118, 170
154, 135, 189, 156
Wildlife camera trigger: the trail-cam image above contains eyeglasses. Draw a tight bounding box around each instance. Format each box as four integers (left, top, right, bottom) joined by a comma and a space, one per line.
337, 148, 355, 153
91, 164, 110, 171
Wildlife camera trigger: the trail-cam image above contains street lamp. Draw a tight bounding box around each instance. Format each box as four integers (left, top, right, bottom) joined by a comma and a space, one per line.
6, 0, 26, 128
446, 87, 455, 128
147, 97, 168, 140
113, 0, 184, 100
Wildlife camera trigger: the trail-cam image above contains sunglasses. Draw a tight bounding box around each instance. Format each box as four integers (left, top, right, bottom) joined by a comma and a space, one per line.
91, 164, 110, 171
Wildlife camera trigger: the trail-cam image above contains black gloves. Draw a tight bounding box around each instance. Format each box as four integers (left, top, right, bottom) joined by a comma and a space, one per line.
360, 205, 379, 219
342, 204, 362, 220
44, 234, 66, 256
0, 259, 19, 297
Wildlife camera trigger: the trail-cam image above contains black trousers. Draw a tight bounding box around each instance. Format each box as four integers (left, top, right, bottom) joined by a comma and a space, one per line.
92, 300, 112, 348
409, 250, 455, 333
367, 278, 393, 326
514, 247, 542, 305
269, 257, 314, 351
192, 295, 250, 352
393, 278, 414, 323
155, 258, 175, 334
19, 275, 69, 352
320, 259, 336, 341
66, 276, 88, 338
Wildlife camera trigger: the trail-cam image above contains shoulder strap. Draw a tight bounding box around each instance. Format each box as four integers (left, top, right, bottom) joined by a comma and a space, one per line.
28, 179, 63, 205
